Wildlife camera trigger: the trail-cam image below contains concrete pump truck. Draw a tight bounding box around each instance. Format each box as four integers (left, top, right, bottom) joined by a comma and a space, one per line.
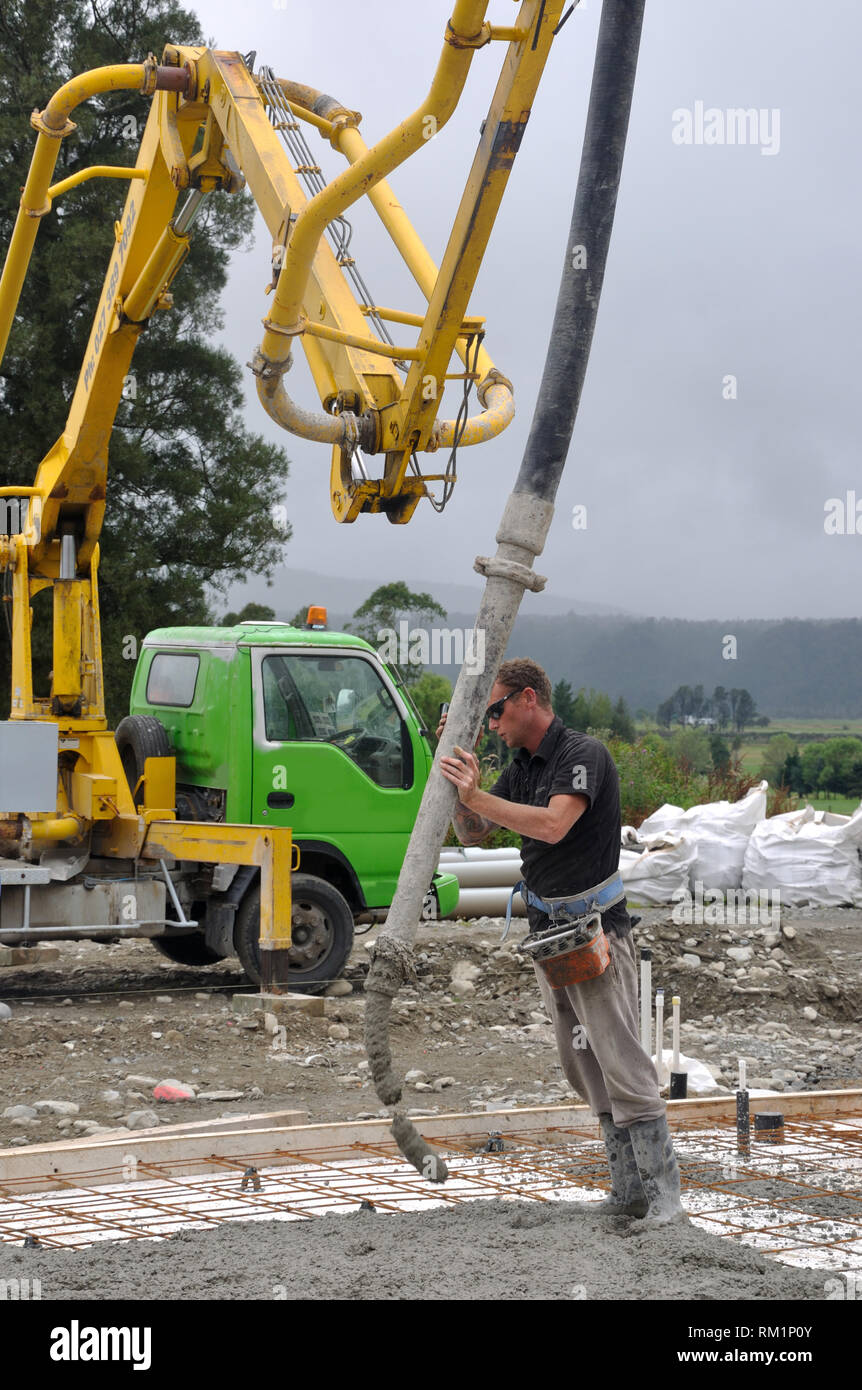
0, 3, 566, 992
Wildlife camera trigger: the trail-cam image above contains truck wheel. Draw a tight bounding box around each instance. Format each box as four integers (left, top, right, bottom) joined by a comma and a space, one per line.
234, 874, 354, 994
115, 715, 172, 800
152, 934, 224, 966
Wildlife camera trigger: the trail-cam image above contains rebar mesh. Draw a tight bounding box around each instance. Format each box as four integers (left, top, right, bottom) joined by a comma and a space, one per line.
1, 1112, 859, 1270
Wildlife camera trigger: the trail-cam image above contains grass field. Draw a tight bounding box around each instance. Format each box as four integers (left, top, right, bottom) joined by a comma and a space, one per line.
733, 727, 861, 816
641, 720, 862, 816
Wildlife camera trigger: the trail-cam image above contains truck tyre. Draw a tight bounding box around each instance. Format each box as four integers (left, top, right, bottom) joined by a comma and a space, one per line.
234, 874, 354, 994
115, 715, 172, 800
152, 934, 224, 966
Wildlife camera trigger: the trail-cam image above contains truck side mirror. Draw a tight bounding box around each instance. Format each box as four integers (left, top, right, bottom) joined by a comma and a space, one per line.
336, 688, 357, 729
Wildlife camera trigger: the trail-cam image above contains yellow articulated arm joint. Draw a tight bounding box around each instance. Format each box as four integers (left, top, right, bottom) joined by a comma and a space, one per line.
0, 56, 190, 368
254, 0, 490, 383
46, 166, 146, 203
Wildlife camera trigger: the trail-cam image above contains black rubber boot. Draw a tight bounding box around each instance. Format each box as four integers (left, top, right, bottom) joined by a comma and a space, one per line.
627, 1114, 688, 1228
572, 1113, 648, 1217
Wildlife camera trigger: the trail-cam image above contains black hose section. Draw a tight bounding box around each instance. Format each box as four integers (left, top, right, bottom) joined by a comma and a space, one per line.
515, 0, 647, 501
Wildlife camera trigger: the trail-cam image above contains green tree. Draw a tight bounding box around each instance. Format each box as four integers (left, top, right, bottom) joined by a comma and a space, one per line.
410, 672, 452, 734
552, 679, 576, 727
350, 581, 447, 687
587, 689, 614, 732
815, 737, 862, 796
731, 688, 757, 733
760, 733, 797, 786
799, 742, 825, 793
669, 726, 712, 774
712, 686, 731, 731
781, 749, 805, 796
0, 0, 291, 726
734, 689, 756, 733
610, 695, 635, 743
709, 732, 731, 772
656, 697, 674, 729
222, 602, 276, 626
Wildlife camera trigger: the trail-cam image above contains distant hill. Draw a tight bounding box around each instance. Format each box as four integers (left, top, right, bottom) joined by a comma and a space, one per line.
220, 567, 636, 623
219, 572, 862, 718
446, 615, 862, 720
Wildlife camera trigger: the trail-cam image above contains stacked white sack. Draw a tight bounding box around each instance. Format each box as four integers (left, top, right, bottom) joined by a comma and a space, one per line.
742, 802, 862, 907
620, 833, 697, 905
637, 781, 768, 891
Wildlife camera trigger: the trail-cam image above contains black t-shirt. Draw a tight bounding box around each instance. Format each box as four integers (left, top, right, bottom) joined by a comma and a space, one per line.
489, 716, 631, 937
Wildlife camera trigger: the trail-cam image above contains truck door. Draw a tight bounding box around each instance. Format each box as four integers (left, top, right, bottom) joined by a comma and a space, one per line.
249, 648, 424, 907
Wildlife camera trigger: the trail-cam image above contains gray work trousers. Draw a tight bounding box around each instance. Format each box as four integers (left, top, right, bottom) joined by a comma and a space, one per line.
532, 929, 665, 1128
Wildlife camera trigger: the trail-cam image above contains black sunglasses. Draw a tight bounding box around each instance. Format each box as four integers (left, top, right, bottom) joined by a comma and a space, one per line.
485, 689, 521, 722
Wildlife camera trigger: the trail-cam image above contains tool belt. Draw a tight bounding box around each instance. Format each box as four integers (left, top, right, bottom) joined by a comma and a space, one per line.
502, 870, 624, 989
501, 869, 625, 941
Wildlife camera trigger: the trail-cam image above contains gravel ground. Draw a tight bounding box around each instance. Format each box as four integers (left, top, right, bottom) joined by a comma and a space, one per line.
1, 904, 859, 1147
1, 904, 859, 1301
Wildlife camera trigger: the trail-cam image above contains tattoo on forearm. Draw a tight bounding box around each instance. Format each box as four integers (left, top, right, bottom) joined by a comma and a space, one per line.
453, 800, 498, 845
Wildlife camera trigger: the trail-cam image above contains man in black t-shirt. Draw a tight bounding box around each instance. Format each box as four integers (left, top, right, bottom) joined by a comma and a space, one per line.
439, 658, 686, 1228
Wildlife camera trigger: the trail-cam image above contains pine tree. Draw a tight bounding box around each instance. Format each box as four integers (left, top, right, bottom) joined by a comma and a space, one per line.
0, 1, 291, 723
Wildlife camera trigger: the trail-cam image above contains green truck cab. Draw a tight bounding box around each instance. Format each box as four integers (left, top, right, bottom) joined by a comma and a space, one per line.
124, 618, 459, 992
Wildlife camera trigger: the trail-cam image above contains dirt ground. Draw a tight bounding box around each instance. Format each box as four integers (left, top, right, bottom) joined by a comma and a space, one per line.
1, 905, 860, 1146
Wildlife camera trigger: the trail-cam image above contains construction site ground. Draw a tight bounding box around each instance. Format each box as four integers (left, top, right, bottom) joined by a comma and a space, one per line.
1, 905, 860, 1303
1, 904, 860, 1146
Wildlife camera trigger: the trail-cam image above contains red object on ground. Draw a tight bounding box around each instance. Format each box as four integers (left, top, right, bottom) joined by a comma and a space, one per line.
153, 1083, 194, 1102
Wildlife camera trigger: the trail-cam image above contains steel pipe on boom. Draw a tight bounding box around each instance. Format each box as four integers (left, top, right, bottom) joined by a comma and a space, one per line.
364, 0, 648, 1181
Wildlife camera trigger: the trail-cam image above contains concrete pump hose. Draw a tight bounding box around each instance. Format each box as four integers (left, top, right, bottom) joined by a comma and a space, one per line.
363, 0, 647, 1182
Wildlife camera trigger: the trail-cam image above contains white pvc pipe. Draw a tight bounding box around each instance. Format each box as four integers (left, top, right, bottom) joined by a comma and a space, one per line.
444, 861, 522, 889
672, 995, 680, 1073
738, 1058, 747, 1091
654, 989, 665, 1085
639, 951, 652, 1055
439, 848, 522, 861
441, 887, 527, 920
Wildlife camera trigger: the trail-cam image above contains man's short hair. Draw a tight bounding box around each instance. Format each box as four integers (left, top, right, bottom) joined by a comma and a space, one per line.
496, 658, 553, 710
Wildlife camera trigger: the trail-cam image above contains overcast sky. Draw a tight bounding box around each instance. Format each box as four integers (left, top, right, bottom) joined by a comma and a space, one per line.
187, 0, 861, 620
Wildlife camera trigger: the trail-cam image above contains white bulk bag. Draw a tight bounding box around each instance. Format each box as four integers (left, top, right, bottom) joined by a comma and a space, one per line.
638, 782, 768, 890
742, 802, 862, 906
620, 833, 698, 906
